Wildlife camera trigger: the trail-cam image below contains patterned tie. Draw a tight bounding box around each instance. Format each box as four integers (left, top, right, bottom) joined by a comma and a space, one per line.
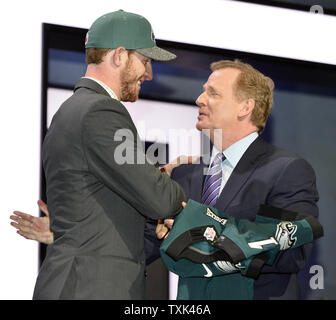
201, 153, 226, 206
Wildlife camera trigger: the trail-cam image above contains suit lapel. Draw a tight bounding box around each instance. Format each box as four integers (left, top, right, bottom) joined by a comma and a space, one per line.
189, 157, 209, 202
215, 136, 269, 211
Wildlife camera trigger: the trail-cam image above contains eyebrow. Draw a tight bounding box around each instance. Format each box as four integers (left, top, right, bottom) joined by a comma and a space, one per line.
203, 84, 218, 93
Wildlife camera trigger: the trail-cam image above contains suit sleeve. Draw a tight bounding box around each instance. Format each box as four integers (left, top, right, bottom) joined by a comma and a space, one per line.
261, 157, 319, 274
144, 221, 163, 265
82, 100, 187, 220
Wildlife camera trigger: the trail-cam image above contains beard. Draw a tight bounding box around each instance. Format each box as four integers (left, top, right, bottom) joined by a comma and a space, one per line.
120, 55, 140, 102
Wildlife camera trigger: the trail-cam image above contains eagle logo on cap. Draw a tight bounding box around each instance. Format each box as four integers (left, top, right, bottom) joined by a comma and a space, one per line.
85, 32, 89, 45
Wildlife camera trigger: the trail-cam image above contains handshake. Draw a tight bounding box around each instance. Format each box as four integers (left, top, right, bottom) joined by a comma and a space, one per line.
156, 218, 175, 240
157, 155, 199, 240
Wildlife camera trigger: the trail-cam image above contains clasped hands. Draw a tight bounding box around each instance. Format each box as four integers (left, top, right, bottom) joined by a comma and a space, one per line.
156, 155, 197, 239
156, 201, 187, 240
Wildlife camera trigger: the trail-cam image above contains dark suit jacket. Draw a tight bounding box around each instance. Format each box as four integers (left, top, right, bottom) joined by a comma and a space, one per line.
171, 136, 319, 299
33, 78, 186, 300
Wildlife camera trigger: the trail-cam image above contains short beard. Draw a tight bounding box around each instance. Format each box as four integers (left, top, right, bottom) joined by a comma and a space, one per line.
120, 54, 139, 102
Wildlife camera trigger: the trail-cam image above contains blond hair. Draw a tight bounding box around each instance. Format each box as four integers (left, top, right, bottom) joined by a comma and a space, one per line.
210, 59, 274, 132
85, 48, 136, 65
85, 48, 112, 64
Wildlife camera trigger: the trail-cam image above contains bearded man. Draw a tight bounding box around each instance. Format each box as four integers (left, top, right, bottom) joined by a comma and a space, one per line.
32, 10, 186, 300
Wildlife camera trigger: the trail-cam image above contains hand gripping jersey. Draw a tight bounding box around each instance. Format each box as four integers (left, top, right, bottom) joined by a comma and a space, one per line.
160, 199, 323, 280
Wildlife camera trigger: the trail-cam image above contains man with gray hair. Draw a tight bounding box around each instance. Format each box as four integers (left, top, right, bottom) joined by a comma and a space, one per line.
160, 60, 319, 299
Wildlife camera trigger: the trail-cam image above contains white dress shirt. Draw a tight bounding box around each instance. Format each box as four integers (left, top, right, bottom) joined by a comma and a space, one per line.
211, 131, 259, 195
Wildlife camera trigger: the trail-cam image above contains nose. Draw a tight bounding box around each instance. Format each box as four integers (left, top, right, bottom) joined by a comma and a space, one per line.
144, 61, 153, 81
196, 91, 205, 107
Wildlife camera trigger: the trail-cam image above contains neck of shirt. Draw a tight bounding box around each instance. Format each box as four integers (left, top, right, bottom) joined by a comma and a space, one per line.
83, 77, 119, 101
211, 131, 259, 194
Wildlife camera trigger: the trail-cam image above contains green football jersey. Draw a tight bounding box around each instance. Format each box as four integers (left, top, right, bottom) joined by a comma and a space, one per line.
160, 199, 323, 299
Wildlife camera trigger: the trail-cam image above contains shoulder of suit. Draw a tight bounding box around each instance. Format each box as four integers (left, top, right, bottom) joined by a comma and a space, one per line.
258, 139, 314, 170
73, 86, 130, 116
267, 143, 302, 160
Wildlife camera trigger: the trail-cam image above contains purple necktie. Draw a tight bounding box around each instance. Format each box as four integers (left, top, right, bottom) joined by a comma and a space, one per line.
201, 153, 226, 206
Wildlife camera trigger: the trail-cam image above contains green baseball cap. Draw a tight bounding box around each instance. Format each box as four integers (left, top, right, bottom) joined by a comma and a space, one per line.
85, 10, 176, 61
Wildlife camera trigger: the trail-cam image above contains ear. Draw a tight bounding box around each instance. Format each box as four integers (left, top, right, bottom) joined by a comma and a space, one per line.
238, 98, 255, 118
111, 47, 128, 67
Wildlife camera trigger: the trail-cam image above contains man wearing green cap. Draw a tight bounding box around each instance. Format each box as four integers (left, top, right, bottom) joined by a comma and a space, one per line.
30, 10, 186, 300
